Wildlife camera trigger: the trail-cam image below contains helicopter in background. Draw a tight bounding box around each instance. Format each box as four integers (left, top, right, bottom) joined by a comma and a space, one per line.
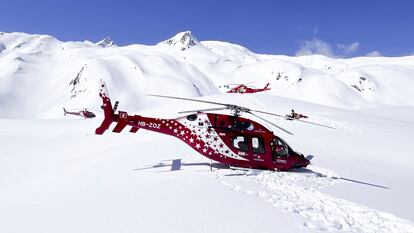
223, 82, 271, 94
95, 81, 334, 171
63, 108, 96, 119
285, 109, 309, 120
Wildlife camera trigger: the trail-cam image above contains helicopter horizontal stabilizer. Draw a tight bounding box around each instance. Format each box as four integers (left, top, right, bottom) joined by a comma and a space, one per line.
130, 127, 139, 133
112, 111, 129, 133
96, 117, 113, 135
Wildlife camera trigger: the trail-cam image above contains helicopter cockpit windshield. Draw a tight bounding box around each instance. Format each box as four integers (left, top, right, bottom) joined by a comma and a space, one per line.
271, 137, 289, 158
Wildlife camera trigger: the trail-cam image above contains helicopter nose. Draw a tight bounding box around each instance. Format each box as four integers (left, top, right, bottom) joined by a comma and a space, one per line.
301, 154, 311, 166
304, 157, 311, 166
292, 155, 310, 168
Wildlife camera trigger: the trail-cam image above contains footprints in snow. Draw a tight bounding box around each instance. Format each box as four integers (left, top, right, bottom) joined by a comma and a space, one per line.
213, 166, 414, 233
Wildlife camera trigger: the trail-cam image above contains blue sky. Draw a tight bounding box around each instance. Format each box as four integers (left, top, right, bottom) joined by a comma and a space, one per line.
1, 0, 413, 57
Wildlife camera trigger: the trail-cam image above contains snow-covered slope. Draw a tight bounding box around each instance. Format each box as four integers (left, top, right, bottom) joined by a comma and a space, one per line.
0, 95, 413, 233
0, 31, 414, 118
1, 31, 414, 233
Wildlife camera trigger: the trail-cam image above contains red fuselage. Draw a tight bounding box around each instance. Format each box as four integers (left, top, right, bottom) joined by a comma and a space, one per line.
64, 109, 96, 118
96, 111, 309, 170
226, 84, 270, 94
95, 81, 308, 170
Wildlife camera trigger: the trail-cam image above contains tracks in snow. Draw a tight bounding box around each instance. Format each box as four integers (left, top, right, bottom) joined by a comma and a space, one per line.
213, 165, 414, 233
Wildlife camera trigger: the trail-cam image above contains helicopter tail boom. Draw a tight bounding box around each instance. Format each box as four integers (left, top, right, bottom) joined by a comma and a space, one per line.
95, 81, 148, 135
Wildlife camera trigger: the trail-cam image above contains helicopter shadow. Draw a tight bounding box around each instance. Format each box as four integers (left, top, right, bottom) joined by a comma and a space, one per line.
289, 167, 390, 190
133, 159, 230, 172
133, 160, 390, 189
133, 159, 263, 177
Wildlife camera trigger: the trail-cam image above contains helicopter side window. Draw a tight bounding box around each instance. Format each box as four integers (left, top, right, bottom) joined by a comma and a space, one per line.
252, 137, 265, 154
186, 114, 197, 121
233, 121, 252, 131
232, 136, 248, 152
271, 138, 288, 159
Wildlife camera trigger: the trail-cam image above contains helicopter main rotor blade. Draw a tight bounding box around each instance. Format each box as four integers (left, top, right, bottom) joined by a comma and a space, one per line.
250, 109, 286, 118
146, 94, 229, 107
147, 94, 335, 130
178, 107, 228, 114
291, 118, 336, 129
252, 109, 335, 129
248, 112, 293, 135
226, 81, 255, 86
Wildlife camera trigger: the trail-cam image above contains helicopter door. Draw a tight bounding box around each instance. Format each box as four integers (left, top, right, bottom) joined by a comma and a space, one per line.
271, 138, 289, 164
252, 137, 265, 161
232, 136, 249, 157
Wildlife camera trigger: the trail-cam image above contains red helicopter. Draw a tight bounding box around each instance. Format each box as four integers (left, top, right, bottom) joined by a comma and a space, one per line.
63, 108, 96, 118
285, 109, 308, 120
226, 83, 270, 94
95, 81, 334, 171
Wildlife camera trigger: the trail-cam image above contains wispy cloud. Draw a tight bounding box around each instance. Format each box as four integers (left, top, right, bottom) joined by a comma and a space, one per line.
365, 51, 382, 57
296, 39, 367, 58
337, 42, 359, 54
295, 38, 335, 57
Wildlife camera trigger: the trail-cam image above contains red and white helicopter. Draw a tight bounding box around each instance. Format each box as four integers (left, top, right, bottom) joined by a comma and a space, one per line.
225, 82, 270, 94
96, 81, 334, 171
63, 108, 96, 119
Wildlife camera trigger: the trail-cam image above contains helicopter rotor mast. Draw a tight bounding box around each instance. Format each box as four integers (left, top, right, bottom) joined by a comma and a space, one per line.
146, 94, 335, 133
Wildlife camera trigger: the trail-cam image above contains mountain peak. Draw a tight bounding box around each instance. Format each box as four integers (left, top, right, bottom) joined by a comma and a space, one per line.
159, 31, 200, 51
95, 37, 116, 48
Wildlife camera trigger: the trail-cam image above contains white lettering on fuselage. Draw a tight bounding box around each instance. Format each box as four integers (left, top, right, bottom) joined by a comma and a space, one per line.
137, 121, 161, 129
276, 159, 287, 164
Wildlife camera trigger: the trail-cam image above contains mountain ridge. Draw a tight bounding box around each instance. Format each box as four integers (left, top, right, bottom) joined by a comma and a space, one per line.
0, 31, 413, 118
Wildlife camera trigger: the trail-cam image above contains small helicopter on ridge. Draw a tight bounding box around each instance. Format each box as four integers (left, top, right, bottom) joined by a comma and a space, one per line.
63, 108, 96, 118
95, 81, 334, 171
225, 82, 271, 94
